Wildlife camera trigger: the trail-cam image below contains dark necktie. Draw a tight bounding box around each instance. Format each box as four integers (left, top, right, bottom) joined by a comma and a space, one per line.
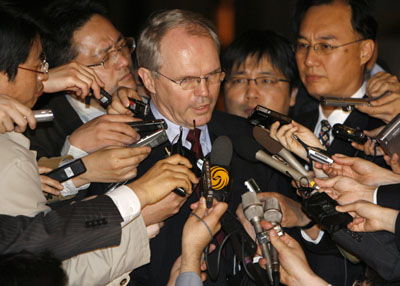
187, 128, 203, 159
318, 119, 332, 148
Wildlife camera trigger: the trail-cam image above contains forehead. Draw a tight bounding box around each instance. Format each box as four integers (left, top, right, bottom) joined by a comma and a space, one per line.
299, 2, 357, 40
25, 37, 43, 64
159, 27, 220, 74
232, 55, 283, 76
73, 14, 120, 56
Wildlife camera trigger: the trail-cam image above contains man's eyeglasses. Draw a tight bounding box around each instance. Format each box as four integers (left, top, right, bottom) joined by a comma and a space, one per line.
227, 76, 290, 89
155, 70, 226, 90
87, 37, 136, 69
18, 55, 49, 75
294, 38, 365, 56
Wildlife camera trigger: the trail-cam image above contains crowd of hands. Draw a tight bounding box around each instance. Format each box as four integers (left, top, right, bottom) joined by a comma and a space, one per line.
1, 60, 400, 285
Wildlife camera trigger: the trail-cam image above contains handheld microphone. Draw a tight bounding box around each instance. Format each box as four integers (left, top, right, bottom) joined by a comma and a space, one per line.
253, 126, 309, 177
263, 198, 282, 286
242, 179, 274, 285
234, 136, 318, 190
203, 136, 233, 203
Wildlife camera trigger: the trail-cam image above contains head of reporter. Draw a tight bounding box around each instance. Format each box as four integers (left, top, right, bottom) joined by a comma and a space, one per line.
223, 30, 299, 117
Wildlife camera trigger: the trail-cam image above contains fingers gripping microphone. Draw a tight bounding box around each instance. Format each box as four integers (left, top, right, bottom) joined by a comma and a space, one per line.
264, 198, 282, 286
242, 179, 275, 285
202, 136, 233, 204
253, 126, 309, 177
234, 136, 318, 189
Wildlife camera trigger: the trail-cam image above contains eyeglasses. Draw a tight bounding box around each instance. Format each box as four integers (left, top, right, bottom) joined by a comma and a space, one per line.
87, 37, 136, 69
294, 38, 365, 55
155, 70, 225, 90
18, 55, 49, 75
227, 76, 290, 89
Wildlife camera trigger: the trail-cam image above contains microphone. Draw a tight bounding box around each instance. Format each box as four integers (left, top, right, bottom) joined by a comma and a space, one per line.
242, 179, 274, 285
263, 198, 282, 286
253, 126, 309, 177
234, 136, 318, 189
203, 136, 233, 203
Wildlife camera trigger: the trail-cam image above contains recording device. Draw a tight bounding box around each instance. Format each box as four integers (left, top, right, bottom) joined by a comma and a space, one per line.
321, 91, 391, 112
242, 179, 275, 285
126, 119, 167, 133
128, 129, 168, 148
202, 159, 213, 208
128, 98, 149, 119
44, 158, 86, 183
376, 113, 400, 157
169, 128, 202, 197
90, 87, 150, 119
292, 134, 334, 166
253, 126, 309, 177
248, 105, 292, 129
332, 124, 368, 144
33, 109, 54, 122
308, 147, 334, 165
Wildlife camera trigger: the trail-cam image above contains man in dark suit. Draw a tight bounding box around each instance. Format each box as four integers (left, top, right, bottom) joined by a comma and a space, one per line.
105, 9, 300, 286
286, 0, 385, 285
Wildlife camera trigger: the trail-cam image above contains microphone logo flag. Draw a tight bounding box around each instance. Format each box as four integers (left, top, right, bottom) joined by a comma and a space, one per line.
211, 166, 230, 190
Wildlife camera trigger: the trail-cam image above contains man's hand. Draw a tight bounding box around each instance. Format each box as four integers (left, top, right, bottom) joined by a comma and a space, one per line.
314, 154, 400, 186
128, 154, 199, 207
0, 94, 36, 133
337, 200, 399, 233
356, 72, 400, 123
266, 228, 327, 286
142, 192, 188, 226
350, 126, 385, 156
314, 176, 376, 205
38, 166, 63, 196
76, 146, 151, 186
384, 153, 400, 174
180, 198, 228, 275
43, 61, 104, 99
107, 86, 142, 115
270, 121, 324, 162
69, 114, 141, 153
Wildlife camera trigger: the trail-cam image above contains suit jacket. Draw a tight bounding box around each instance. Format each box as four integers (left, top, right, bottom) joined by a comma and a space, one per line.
0, 195, 123, 260
131, 110, 297, 286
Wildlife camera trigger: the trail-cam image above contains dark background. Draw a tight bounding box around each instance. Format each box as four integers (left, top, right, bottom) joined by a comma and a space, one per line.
16, 0, 400, 77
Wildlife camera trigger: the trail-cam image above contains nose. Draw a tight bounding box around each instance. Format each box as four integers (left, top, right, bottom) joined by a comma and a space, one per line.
195, 78, 210, 98
304, 47, 320, 67
245, 79, 259, 100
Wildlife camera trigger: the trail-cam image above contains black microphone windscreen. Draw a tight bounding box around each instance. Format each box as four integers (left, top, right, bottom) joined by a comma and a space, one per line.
253, 126, 283, 155
233, 135, 262, 163
210, 136, 233, 166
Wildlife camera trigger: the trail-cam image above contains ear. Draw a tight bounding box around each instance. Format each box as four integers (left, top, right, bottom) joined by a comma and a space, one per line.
359, 39, 375, 66
138, 67, 156, 94
289, 87, 298, 107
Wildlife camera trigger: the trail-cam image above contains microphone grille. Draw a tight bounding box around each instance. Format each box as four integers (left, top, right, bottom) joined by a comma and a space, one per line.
253, 126, 283, 155
210, 136, 233, 166
263, 198, 282, 224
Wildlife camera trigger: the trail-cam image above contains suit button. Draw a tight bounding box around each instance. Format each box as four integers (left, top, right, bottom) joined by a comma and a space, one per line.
120, 278, 127, 285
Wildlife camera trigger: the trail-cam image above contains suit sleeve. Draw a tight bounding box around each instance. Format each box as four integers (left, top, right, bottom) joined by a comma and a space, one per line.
376, 183, 400, 210
0, 195, 123, 260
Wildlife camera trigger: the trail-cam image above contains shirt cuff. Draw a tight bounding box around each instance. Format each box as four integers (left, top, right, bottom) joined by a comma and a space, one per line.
176, 272, 202, 286
106, 185, 141, 227
300, 229, 325, 244
61, 136, 88, 158
61, 180, 90, 197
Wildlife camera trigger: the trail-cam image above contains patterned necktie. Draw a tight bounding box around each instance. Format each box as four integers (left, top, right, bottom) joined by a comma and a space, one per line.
318, 119, 332, 148
186, 128, 203, 159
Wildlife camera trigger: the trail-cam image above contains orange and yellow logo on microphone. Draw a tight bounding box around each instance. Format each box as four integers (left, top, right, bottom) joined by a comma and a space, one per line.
211, 166, 230, 190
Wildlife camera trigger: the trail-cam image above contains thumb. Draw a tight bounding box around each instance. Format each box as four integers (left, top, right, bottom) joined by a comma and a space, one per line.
193, 197, 207, 218
336, 203, 357, 213
269, 229, 285, 252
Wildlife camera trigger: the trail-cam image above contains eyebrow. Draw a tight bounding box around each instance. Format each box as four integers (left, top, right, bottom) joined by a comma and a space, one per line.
180, 67, 222, 79
231, 71, 276, 77
297, 34, 337, 41
96, 34, 124, 56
